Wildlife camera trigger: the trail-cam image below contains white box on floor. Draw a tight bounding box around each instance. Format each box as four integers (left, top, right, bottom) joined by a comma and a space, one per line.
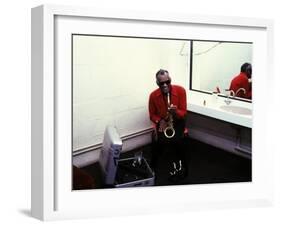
99, 126, 155, 187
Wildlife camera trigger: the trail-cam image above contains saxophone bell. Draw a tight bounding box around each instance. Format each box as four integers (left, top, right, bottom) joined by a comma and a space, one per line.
164, 125, 175, 138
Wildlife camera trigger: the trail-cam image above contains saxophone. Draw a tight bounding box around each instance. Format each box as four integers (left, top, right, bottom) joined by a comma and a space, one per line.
164, 93, 175, 139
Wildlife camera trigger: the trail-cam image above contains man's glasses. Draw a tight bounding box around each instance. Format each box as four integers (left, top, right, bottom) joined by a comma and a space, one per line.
158, 80, 171, 86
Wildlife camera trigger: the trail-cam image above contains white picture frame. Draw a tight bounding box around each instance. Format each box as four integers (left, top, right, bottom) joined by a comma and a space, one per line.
31, 4, 274, 221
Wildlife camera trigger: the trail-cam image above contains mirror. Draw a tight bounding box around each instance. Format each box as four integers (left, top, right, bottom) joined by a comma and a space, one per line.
190, 40, 253, 101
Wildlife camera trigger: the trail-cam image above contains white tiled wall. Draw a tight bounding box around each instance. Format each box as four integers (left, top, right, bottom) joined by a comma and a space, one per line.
72, 35, 189, 151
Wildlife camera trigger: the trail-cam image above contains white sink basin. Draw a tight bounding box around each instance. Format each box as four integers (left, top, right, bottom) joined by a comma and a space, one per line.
220, 105, 252, 115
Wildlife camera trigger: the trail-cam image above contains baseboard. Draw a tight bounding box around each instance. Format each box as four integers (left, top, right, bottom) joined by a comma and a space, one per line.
73, 124, 251, 168
73, 128, 153, 168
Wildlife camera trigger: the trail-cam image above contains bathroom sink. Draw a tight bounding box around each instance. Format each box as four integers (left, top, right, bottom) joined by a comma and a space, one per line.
220, 105, 252, 115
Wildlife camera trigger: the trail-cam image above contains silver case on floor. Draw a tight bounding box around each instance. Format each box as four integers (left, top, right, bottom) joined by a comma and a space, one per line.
114, 157, 155, 188
99, 125, 155, 188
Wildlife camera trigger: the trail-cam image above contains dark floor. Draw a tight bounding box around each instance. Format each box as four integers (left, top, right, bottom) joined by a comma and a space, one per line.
80, 137, 252, 189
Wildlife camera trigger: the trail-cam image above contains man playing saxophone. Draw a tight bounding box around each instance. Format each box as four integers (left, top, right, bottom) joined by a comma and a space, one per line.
148, 69, 189, 181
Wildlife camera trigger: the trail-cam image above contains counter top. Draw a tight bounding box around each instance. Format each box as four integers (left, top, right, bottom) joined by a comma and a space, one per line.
187, 93, 252, 128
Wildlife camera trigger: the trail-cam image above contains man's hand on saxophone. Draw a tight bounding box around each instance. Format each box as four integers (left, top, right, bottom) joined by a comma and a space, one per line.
168, 104, 177, 117
158, 119, 168, 132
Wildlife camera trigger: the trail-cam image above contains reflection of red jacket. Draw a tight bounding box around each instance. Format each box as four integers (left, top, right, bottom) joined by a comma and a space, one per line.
229, 72, 252, 99
149, 85, 187, 124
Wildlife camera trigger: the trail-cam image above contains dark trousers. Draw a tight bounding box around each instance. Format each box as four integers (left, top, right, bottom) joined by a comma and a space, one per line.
151, 119, 189, 170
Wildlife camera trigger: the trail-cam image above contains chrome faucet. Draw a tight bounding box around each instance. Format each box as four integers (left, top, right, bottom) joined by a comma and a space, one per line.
224, 89, 235, 105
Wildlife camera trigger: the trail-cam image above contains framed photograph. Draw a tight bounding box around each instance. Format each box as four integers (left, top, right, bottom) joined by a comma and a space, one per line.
31, 4, 274, 221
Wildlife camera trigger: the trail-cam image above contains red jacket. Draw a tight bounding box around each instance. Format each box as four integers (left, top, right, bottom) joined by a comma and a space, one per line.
229, 72, 252, 99
149, 85, 187, 124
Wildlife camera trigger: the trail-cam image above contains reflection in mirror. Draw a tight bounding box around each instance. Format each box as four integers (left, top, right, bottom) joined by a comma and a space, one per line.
190, 40, 253, 101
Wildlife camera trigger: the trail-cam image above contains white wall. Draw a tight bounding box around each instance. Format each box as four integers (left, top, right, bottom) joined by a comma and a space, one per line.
73, 35, 189, 151
73, 36, 253, 151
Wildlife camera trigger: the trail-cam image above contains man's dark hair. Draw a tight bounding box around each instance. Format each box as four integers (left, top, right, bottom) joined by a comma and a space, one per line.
156, 69, 169, 79
241, 63, 251, 73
